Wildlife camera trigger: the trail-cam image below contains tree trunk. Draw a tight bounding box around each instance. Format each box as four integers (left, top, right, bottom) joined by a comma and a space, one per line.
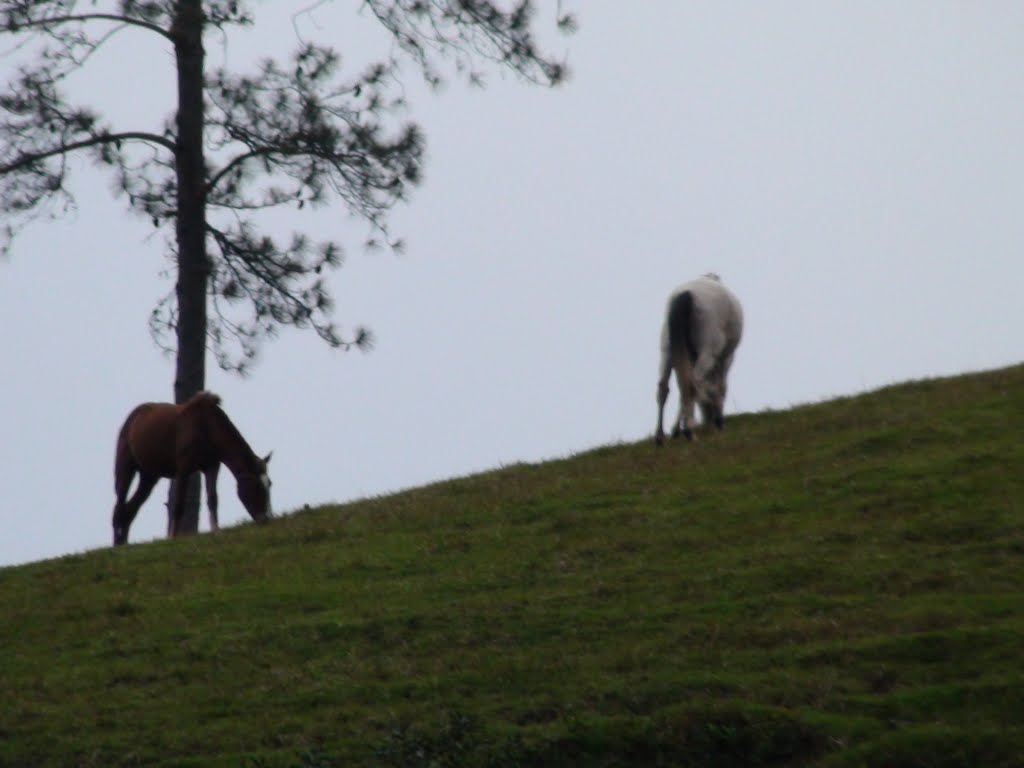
168, 0, 208, 536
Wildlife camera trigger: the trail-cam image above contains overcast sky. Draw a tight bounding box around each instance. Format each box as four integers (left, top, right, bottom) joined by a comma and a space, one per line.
2, 2, 1022, 567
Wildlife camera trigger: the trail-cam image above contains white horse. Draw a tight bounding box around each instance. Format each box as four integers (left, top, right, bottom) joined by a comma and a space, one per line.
655, 273, 743, 444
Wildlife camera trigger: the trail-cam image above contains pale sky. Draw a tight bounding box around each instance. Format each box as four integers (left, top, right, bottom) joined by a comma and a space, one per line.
2, 2, 1022, 566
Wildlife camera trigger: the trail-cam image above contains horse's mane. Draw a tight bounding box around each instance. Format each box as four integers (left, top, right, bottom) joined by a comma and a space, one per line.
182, 391, 222, 409
182, 391, 260, 465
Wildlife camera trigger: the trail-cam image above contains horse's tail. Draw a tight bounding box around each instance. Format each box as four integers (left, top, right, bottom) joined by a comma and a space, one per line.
667, 290, 699, 363
182, 391, 222, 409
113, 405, 145, 488
114, 413, 131, 480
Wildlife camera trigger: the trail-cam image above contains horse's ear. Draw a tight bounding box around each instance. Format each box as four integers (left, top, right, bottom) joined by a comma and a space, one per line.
263, 451, 273, 465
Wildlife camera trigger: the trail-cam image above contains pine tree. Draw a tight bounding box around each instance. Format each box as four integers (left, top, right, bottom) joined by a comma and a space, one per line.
0, 0, 572, 534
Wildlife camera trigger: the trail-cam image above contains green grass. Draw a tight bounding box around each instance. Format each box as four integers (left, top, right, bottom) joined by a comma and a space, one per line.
2, 365, 1023, 767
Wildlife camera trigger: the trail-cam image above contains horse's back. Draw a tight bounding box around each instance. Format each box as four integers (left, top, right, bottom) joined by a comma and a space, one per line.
118, 401, 184, 478
666, 276, 743, 358
116, 392, 226, 479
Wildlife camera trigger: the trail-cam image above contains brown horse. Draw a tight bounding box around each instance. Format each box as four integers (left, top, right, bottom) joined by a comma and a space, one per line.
111, 391, 273, 546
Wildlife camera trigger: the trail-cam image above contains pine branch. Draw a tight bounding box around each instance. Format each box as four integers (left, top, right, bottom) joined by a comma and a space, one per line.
205, 146, 281, 194
1, 0, 572, 372
1, 11, 172, 42
0, 131, 175, 174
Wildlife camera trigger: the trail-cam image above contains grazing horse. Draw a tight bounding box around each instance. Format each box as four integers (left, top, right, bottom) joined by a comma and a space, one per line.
655, 273, 743, 444
111, 391, 273, 546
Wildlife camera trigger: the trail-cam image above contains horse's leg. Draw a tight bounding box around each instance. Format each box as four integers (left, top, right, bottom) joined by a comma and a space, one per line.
204, 465, 220, 533
712, 351, 737, 430
112, 455, 138, 546
114, 471, 159, 546
655, 354, 672, 446
692, 350, 722, 430
673, 364, 696, 441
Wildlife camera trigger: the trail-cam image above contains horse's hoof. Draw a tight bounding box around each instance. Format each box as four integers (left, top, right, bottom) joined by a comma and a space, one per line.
682, 427, 694, 441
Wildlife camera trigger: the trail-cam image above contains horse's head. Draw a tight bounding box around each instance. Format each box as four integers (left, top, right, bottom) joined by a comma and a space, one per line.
237, 451, 273, 523
697, 380, 727, 430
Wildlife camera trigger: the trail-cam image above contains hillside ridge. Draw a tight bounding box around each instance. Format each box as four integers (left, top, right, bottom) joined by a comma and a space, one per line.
2, 364, 1023, 767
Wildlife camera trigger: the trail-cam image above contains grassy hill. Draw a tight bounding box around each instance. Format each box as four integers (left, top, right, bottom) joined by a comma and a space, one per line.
2, 365, 1023, 767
